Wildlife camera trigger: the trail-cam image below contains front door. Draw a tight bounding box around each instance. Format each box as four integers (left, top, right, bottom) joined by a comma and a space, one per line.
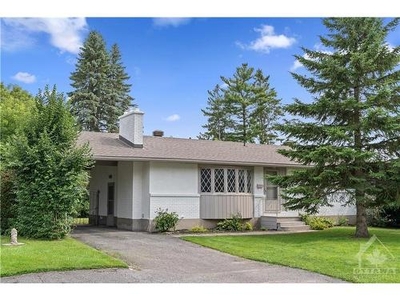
106, 182, 115, 226
264, 170, 279, 213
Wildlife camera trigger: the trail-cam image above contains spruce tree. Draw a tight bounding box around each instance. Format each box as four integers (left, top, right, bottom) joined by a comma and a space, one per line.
69, 31, 110, 131
105, 44, 134, 133
271, 18, 400, 238
69, 32, 133, 132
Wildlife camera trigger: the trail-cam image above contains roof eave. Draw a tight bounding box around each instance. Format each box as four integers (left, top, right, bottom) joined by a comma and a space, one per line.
92, 155, 305, 168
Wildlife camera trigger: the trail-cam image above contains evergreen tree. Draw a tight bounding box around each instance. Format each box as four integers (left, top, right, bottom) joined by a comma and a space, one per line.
200, 63, 282, 145
252, 70, 283, 144
105, 44, 134, 133
69, 31, 133, 132
221, 63, 256, 145
270, 18, 400, 238
69, 31, 110, 131
7, 85, 93, 239
198, 84, 234, 140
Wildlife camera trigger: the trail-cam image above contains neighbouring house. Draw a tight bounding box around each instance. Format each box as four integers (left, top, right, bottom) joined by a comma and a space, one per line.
77, 108, 356, 231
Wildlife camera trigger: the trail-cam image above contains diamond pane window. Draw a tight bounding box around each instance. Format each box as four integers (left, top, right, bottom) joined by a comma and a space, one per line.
200, 168, 212, 193
238, 169, 245, 193
214, 169, 225, 192
227, 169, 236, 192
246, 170, 252, 193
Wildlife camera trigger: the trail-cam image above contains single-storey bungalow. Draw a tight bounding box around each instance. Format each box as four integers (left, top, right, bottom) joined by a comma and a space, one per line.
77, 108, 356, 231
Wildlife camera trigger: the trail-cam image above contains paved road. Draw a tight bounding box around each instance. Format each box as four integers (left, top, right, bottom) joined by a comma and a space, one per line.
1, 226, 345, 283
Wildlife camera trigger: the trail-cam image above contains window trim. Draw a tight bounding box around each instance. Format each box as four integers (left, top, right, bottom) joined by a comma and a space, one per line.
199, 166, 253, 195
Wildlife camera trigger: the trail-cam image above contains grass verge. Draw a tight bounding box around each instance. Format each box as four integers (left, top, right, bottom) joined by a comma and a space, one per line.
181, 227, 400, 283
0, 235, 128, 277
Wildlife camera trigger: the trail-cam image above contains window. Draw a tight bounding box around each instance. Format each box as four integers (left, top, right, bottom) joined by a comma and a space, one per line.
200, 167, 252, 194
265, 170, 278, 200
200, 169, 211, 192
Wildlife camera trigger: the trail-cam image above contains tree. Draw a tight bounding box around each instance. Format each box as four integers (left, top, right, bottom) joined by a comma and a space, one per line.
0, 83, 36, 234
69, 31, 133, 132
270, 18, 400, 238
252, 69, 283, 144
200, 63, 282, 145
7, 85, 93, 239
198, 84, 234, 140
69, 31, 110, 131
0, 83, 36, 142
105, 44, 134, 133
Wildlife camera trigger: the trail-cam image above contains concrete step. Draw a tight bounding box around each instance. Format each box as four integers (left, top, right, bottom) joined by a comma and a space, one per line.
278, 221, 306, 227
279, 225, 311, 231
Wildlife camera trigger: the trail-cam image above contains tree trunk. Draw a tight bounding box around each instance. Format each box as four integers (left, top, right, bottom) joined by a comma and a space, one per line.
355, 201, 369, 238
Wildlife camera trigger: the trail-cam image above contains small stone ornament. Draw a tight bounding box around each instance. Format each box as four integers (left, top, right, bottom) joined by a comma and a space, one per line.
3, 228, 24, 246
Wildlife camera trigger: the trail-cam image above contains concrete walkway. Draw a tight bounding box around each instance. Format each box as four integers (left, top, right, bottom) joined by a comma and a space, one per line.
1, 226, 345, 283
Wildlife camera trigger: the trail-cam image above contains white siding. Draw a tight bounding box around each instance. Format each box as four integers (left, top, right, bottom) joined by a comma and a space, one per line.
150, 196, 200, 219
149, 161, 200, 219
117, 161, 133, 219
149, 161, 198, 194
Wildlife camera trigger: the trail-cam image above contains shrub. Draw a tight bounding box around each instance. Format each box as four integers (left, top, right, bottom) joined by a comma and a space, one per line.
0, 169, 17, 235
243, 222, 253, 231
307, 216, 334, 230
190, 226, 208, 233
154, 208, 180, 232
336, 216, 349, 226
216, 213, 244, 231
367, 204, 400, 228
301, 214, 334, 230
5, 86, 93, 240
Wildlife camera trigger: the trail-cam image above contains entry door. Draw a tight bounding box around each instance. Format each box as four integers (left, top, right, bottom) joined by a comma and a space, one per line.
107, 182, 115, 226
264, 170, 279, 212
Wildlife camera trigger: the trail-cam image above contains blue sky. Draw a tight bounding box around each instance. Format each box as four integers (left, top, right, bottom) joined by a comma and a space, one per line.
1, 5, 399, 139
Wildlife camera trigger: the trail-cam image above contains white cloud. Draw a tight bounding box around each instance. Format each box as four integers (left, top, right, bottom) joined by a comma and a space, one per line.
290, 46, 333, 72
1, 18, 87, 54
238, 24, 296, 54
153, 18, 191, 28
165, 114, 181, 122
12, 72, 36, 83
290, 59, 304, 72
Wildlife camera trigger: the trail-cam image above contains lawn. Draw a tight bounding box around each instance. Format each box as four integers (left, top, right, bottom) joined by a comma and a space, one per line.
0, 235, 128, 277
181, 227, 400, 283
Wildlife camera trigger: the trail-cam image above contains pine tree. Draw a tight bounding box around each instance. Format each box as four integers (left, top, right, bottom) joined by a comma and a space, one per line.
198, 84, 234, 140
69, 31, 110, 131
200, 63, 282, 145
221, 63, 256, 145
105, 44, 134, 133
270, 18, 400, 238
252, 69, 283, 144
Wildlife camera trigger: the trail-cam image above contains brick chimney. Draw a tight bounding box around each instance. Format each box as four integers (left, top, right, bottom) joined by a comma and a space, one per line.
118, 108, 144, 148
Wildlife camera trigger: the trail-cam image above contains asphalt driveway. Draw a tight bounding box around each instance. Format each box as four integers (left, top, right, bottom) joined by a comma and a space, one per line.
1, 226, 345, 283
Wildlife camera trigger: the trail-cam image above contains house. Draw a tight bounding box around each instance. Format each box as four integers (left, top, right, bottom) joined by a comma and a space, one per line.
77, 108, 356, 231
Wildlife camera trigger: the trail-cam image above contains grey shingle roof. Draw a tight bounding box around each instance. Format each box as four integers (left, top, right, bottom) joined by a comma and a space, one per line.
77, 131, 301, 167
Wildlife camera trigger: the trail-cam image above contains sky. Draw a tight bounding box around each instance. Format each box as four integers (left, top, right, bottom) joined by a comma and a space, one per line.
1, 3, 399, 298
1, 2, 399, 140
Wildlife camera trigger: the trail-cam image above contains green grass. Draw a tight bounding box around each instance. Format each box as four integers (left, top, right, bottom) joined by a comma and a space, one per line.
181, 227, 400, 283
0, 236, 128, 277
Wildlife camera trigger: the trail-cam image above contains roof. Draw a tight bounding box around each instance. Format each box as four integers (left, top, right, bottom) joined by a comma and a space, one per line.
77, 131, 302, 167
